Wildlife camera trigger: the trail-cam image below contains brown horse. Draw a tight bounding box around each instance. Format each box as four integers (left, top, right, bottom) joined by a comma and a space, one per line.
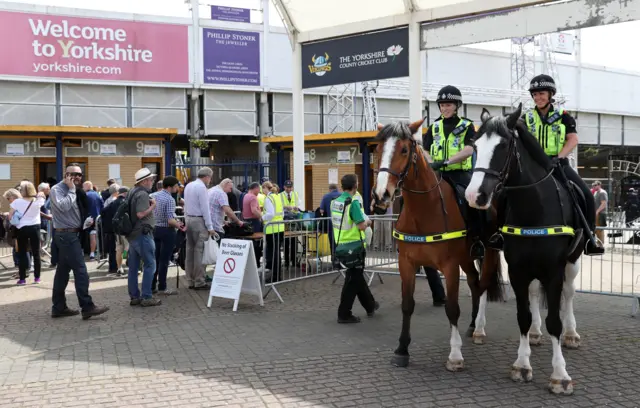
371, 118, 504, 371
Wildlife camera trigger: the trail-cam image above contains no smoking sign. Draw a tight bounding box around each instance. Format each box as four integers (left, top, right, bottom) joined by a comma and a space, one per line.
223, 258, 236, 274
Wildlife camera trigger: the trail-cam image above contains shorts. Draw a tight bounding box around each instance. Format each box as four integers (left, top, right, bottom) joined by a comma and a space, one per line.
597, 213, 607, 227
116, 235, 129, 253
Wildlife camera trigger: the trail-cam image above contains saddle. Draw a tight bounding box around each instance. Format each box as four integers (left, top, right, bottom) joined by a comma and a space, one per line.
441, 175, 491, 233
552, 167, 587, 229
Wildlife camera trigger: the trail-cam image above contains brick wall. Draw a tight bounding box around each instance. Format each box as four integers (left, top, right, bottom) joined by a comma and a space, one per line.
88, 157, 142, 190
0, 157, 34, 212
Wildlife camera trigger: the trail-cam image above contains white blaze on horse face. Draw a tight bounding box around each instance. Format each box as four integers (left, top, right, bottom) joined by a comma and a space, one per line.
375, 136, 398, 200
466, 128, 502, 209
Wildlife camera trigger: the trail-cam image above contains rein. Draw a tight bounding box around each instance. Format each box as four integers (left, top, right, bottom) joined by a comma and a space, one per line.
377, 136, 453, 234
378, 139, 443, 195
473, 129, 554, 193
473, 125, 572, 234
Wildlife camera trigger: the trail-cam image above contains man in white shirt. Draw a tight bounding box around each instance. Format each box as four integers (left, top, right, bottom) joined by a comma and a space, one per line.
183, 167, 216, 290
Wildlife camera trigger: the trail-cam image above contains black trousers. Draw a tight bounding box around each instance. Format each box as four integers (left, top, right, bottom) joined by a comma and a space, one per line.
558, 162, 596, 230
17, 224, 41, 280
284, 235, 298, 265
443, 170, 486, 240
265, 232, 284, 281
338, 262, 376, 319
421, 267, 446, 301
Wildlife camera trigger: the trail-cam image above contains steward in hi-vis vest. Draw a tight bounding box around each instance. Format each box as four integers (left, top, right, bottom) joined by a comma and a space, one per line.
330, 173, 378, 324
423, 85, 484, 259
518, 74, 603, 255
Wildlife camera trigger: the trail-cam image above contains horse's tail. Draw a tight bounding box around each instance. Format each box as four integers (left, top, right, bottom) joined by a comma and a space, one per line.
480, 251, 505, 302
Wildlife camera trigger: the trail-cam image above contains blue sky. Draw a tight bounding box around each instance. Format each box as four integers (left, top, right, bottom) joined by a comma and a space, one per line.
9, 0, 638, 73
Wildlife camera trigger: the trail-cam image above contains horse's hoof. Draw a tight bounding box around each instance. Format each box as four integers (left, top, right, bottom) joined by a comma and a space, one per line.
445, 359, 464, 372
391, 354, 410, 368
548, 378, 574, 395
510, 365, 533, 382
465, 326, 474, 338
529, 333, 543, 346
472, 333, 486, 345
562, 334, 581, 349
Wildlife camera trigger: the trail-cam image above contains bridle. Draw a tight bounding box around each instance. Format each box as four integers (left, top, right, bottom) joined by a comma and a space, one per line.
473, 127, 554, 194
377, 138, 442, 195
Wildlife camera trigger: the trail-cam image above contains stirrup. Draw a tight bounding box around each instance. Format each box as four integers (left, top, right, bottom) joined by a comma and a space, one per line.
585, 235, 605, 256
487, 232, 504, 251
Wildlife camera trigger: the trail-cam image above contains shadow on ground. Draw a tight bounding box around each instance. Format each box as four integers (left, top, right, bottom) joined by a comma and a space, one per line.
0, 265, 639, 407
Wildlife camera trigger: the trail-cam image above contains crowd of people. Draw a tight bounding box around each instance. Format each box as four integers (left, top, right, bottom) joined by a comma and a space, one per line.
0, 164, 345, 318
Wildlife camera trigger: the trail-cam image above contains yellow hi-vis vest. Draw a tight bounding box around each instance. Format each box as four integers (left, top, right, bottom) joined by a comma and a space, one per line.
524, 107, 567, 157
430, 117, 473, 171
330, 196, 365, 245
257, 193, 266, 213
281, 191, 299, 208
264, 193, 285, 234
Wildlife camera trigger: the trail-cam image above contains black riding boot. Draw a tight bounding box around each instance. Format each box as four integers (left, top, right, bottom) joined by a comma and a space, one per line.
468, 209, 486, 259
555, 162, 605, 256
487, 193, 507, 251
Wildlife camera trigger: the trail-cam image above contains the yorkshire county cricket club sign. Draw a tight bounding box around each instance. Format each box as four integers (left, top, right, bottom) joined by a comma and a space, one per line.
301, 27, 409, 89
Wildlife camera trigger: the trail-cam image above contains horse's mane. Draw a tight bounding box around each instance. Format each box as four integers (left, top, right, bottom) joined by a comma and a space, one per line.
480, 114, 552, 171
374, 121, 413, 141
513, 119, 553, 171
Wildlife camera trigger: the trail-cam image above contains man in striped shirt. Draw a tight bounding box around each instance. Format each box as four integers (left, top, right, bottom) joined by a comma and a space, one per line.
151, 176, 185, 295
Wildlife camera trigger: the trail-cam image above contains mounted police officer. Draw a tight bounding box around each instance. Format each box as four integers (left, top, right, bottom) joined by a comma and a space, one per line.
491, 74, 604, 255
423, 85, 485, 259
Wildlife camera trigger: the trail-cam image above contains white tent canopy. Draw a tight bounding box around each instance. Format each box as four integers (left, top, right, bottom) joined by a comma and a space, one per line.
272, 0, 638, 209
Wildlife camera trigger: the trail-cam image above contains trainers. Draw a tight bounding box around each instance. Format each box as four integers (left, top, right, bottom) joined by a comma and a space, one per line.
161, 289, 178, 296
140, 298, 162, 307
33, 278, 42, 284
130, 298, 142, 306
16, 279, 26, 286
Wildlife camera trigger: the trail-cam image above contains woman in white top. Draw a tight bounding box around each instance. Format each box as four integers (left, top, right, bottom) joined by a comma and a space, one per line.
8, 181, 45, 285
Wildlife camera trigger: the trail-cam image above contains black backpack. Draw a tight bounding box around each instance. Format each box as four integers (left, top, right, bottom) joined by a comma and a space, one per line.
112, 188, 144, 237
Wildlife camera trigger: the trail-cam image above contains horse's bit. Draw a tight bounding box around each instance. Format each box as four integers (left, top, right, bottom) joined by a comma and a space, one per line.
378, 139, 442, 195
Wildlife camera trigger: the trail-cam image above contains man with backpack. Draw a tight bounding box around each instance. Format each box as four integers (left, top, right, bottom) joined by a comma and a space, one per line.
113, 168, 161, 307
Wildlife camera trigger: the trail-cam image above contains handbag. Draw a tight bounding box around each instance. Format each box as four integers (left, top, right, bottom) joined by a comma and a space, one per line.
10, 200, 34, 227
334, 198, 366, 269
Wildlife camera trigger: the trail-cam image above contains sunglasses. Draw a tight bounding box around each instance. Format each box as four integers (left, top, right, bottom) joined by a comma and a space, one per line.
67, 172, 83, 177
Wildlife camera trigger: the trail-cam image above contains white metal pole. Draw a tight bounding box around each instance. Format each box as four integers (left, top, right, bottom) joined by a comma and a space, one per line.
292, 34, 305, 209
259, 0, 270, 162
190, 0, 202, 165
409, 21, 424, 139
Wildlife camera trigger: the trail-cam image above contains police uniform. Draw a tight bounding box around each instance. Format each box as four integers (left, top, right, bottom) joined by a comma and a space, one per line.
423, 85, 485, 259
524, 74, 603, 255
331, 190, 377, 322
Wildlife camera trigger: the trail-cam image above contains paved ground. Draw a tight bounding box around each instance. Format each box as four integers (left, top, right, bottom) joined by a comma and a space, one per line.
0, 260, 639, 408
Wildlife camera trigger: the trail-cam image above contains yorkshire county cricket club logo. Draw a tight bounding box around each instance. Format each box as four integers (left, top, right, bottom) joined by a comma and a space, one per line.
308, 53, 332, 76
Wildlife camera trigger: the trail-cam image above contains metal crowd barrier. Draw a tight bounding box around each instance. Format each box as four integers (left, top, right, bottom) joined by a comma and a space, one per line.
255, 217, 640, 314
259, 215, 338, 302
0, 220, 52, 270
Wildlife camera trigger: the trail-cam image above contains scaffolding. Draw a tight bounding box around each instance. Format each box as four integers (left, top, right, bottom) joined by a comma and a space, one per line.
361, 80, 380, 131
510, 36, 536, 110
325, 84, 355, 133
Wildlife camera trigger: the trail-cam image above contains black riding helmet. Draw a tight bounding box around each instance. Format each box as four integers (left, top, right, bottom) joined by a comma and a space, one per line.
529, 74, 556, 96
436, 85, 463, 108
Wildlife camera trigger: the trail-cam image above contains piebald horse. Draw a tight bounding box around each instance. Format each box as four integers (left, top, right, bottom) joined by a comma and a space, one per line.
372, 118, 504, 371
465, 104, 581, 395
